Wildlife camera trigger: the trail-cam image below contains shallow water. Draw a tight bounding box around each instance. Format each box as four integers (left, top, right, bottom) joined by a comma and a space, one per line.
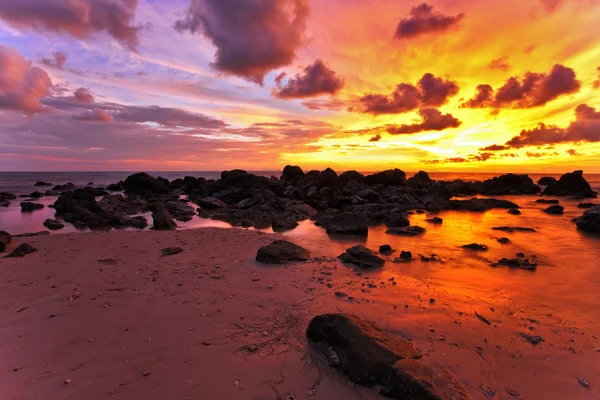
1, 171, 599, 333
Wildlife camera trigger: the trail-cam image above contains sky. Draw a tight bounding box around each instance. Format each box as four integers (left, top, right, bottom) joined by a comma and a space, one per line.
0, 0, 599, 173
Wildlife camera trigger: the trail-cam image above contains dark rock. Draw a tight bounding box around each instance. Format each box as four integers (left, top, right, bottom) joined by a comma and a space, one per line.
492, 258, 537, 270
44, 190, 59, 196
335, 291, 348, 298
281, 165, 305, 182
578, 203, 598, 209
106, 181, 124, 191
421, 254, 442, 262
320, 212, 369, 235
339, 170, 365, 184
462, 243, 488, 251
516, 252, 525, 258
43, 219, 64, 230
339, 245, 385, 269
306, 314, 421, 387
385, 213, 410, 228
52, 182, 76, 191
508, 209, 521, 215
34, 181, 52, 186
544, 205, 564, 215
356, 188, 381, 203
536, 199, 559, 204
481, 174, 540, 195
151, 207, 177, 230
542, 170, 597, 198
576, 205, 600, 233
407, 171, 433, 188
0, 192, 16, 201
196, 197, 228, 210
0, 232, 11, 252
160, 247, 184, 257
492, 226, 536, 232
451, 198, 519, 212
426, 217, 443, 224
379, 244, 392, 254
29, 191, 44, 198
497, 237, 511, 244
272, 217, 299, 232
365, 169, 406, 187
123, 173, 170, 195
4, 243, 38, 258
538, 177, 557, 186
13, 231, 50, 237
519, 333, 544, 345
256, 240, 310, 264
381, 359, 472, 400
386, 226, 426, 236
398, 251, 413, 261
20, 202, 45, 212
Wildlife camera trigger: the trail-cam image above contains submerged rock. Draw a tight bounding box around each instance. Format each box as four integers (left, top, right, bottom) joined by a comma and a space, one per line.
462, 243, 488, 251
426, 217, 443, 224
151, 207, 177, 230
497, 237, 511, 244
492, 258, 537, 270
536, 199, 559, 204
20, 202, 45, 212
4, 243, 38, 258
576, 205, 600, 233
43, 219, 65, 230
379, 244, 393, 254
451, 198, 519, 211
256, 240, 310, 264
578, 203, 599, 209
386, 226, 426, 236
34, 181, 52, 186
339, 245, 385, 269
492, 226, 536, 233
542, 170, 597, 198
544, 205, 564, 215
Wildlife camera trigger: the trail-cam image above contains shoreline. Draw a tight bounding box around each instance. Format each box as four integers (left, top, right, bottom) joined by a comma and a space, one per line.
1, 227, 598, 399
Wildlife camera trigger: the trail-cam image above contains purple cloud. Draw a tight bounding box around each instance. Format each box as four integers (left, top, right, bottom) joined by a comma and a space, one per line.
395, 3, 464, 39
41, 51, 67, 69
275, 60, 344, 99
72, 88, 95, 103
73, 109, 114, 123
175, 0, 309, 85
387, 108, 461, 134
0, 0, 140, 50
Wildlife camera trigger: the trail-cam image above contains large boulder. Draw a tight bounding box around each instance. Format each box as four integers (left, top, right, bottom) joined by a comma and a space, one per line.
480, 174, 540, 195
255, 240, 310, 264
123, 173, 170, 195
576, 205, 600, 233
0, 231, 11, 252
43, 219, 65, 230
339, 170, 366, 184
385, 214, 410, 228
318, 212, 369, 235
20, 202, 45, 212
538, 177, 557, 186
151, 207, 177, 230
280, 165, 305, 182
339, 245, 385, 269
407, 171, 433, 188
542, 170, 597, 198
365, 169, 406, 187
544, 205, 564, 215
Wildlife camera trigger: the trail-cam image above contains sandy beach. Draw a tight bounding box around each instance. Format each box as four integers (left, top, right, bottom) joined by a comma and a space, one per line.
1, 227, 598, 400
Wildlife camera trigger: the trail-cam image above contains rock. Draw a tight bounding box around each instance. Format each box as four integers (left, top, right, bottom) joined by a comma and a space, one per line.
196, 197, 228, 210
160, 247, 184, 257
365, 169, 406, 187
538, 177, 557, 186
480, 174, 540, 195
272, 217, 299, 232
339, 245, 385, 269
20, 202, 45, 212
106, 181, 124, 191
29, 191, 44, 198
281, 165, 305, 182
578, 203, 598, 209
508, 209, 521, 215
43, 219, 65, 230
356, 188, 381, 203
0, 231, 11, 252
13, 231, 50, 237
386, 226, 426, 236
492, 258, 537, 270
52, 182, 76, 191
451, 198, 519, 211
519, 333, 544, 345
576, 205, 600, 233
320, 212, 369, 235
151, 207, 177, 230
123, 173, 170, 195
306, 314, 421, 388
426, 217, 443, 224
544, 205, 564, 215
407, 171, 433, 188
339, 170, 365, 184
385, 213, 410, 228
256, 240, 310, 264
4, 243, 38, 258
462, 243, 488, 251
542, 170, 597, 198
536, 199, 559, 204
421, 254, 442, 262
0, 192, 16, 201
492, 226, 536, 232
381, 359, 472, 400
398, 251, 413, 261
34, 181, 52, 186
497, 237, 511, 244
379, 244, 392, 254
335, 291, 348, 298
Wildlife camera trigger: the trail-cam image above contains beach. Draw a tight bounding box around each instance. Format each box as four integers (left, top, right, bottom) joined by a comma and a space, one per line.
1, 226, 599, 400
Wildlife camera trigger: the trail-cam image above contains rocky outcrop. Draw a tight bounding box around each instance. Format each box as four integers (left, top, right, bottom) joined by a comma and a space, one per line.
339, 245, 385, 269
542, 170, 597, 198
306, 314, 471, 399
4, 243, 38, 258
480, 174, 540, 195
151, 207, 177, 230
280, 165, 305, 182
364, 169, 406, 187
576, 205, 600, 233
20, 202, 45, 212
255, 240, 310, 264
0, 192, 16, 207
537, 177, 557, 186
124, 172, 170, 195
492, 258, 537, 270
43, 219, 64, 230
407, 171, 433, 188
451, 198, 519, 211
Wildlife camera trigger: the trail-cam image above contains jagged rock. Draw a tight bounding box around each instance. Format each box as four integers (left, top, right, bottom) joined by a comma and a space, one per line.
256, 240, 310, 264
365, 169, 406, 187
492, 258, 537, 270
426, 217, 443, 224
319, 212, 369, 235
576, 205, 600, 233
544, 205, 564, 215
407, 171, 433, 188
151, 207, 177, 230
508, 209, 521, 215
386, 226, 426, 236
356, 188, 381, 203
34, 181, 52, 186
480, 174, 540, 195
0, 231, 11, 252
123, 173, 170, 195
196, 197, 228, 210
43, 219, 64, 230
536, 199, 559, 204
4, 243, 38, 258
381, 359, 472, 400
492, 226, 536, 232
462, 243, 488, 251
20, 202, 45, 212
339, 245, 385, 269
538, 177, 557, 186
379, 244, 392, 254
542, 170, 596, 198
306, 314, 421, 388
451, 198, 519, 211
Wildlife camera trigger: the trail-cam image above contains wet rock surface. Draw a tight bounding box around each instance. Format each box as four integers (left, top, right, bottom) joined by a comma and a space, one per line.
151, 207, 177, 230
542, 170, 597, 198
576, 205, 600, 233
544, 205, 565, 215
20, 202, 45, 212
4, 243, 38, 258
339, 245, 385, 269
255, 240, 310, 264
43, 219, 64, 230
386, 226, 426, 236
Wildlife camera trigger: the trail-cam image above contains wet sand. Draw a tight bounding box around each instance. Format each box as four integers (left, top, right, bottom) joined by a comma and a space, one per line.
1, 228, 598, 399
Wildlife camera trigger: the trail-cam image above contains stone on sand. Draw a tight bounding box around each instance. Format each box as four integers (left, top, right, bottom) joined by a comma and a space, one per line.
255, 240, 310, 264
339, 245, 385, 269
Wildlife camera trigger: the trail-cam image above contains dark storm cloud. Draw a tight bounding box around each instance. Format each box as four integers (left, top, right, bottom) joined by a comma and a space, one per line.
274, 60, 344, 99
462, 64, 581, 110
175, 0, 309, 85
387, 108, 461, 135
395, 3, 464, 39
0, 0, 140, 50
353, 73, 459, 115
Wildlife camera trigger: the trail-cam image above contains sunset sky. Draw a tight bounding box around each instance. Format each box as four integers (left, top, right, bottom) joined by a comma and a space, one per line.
0, 0, 599, 172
